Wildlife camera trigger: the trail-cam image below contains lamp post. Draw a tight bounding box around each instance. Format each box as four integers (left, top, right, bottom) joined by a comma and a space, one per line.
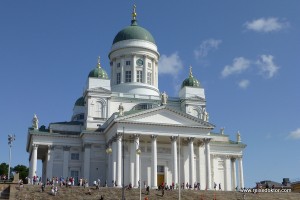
8, 134, 16, 181
122, 127, 125, 200
136, 147, 142, 200
106, 128, 142, 200
178, 134, 181, 200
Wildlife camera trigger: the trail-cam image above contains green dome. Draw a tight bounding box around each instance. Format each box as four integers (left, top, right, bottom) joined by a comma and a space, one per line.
88, 67, 109, 79
113, 20, 155, 44
181, 67, 201, 88
88, 57, 109, 79
75, 97, 84, 106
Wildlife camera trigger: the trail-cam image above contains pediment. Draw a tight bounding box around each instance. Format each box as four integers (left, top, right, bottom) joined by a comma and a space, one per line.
88, 87, 111, 94
117, 106, 214, 128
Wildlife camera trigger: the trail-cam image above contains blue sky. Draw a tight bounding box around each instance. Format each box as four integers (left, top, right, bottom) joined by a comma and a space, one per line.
1, 1, 299, 187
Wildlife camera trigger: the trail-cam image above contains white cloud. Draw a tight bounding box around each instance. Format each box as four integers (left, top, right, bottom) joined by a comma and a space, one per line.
221, 57, 251, 78
194, 39, 222, 60
238, 79, 250, 89
256, 54, 279, 78
245, 17, 288, 33
288, 128, 300, 140
158, 52, 183, 77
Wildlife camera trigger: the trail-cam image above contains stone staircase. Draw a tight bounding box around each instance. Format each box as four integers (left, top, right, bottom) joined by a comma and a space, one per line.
8, 185, 300, 200
0, 184, 10, 199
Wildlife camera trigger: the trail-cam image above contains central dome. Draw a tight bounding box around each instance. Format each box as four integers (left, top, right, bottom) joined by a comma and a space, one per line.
113, 20, 155, 45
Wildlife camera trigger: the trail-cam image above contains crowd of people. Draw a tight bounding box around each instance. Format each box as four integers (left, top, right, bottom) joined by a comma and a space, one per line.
22, 176, 108, 198
0, 174, 7, 180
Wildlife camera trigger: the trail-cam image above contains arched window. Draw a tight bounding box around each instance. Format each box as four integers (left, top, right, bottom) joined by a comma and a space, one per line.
95, 101, 103, 118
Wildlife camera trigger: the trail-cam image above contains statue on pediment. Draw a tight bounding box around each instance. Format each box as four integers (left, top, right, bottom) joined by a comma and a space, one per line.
203, 108, 209, 122
32, 114, 39, 129
118, 103, 124, 116
161, 91, 168, 105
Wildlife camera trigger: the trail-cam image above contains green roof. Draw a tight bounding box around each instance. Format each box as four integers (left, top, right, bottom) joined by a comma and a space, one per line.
75, 97, 84, 106
88, 57, 109, 79
113, 20, 155, 45
88, 67, 109, 79
181, 67, 201, 88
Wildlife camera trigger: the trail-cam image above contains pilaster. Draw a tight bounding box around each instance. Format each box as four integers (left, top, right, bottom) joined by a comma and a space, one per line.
83, 144, 91, 182
46, 145, 54, 180
63, 146, 71, 178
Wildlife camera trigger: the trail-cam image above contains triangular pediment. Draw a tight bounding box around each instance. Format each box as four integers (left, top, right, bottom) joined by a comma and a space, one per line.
88, 87, 111, 94
116, 106, 214, 128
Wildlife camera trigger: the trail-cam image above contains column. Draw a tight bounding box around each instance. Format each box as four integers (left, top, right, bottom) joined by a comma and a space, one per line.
46, 145, 54, 180
132, 55, 136, 82
134, 134, 140, 188
112, 141, 117, 186
152, 60, 155, 86
164, 166, 169, 185
83, 144, 91, 182
42, 160, 46, 183
197, 140, 206, 190
225, 156, 232, 191
30, 144, 38, 177
130, 142, 135, 186
121, 57, 125, 83
151, 135, 158, 189
238, 156, 244, 189
143, 55, 147, 83
170, 136, 178, 185
107, 143, 112, 186
154, 61, 158, 88
188, 137, 195, 186
116, 134, 122, 187
29, 157, 32, 179
231, 158, 237, 190
204, 138, 211, 189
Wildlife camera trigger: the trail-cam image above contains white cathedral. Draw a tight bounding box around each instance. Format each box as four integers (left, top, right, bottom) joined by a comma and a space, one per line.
26, 6, 246, 191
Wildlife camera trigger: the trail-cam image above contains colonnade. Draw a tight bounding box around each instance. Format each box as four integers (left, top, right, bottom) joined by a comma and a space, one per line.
106, 134, 244, 190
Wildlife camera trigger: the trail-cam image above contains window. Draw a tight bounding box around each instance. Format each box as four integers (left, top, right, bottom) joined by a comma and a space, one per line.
147, 72, 152, 84
117, 73, 121, 84
125, 71, 131, 82
117, 63, 120, 67
148, 62, 152, 68
126, 61, 131, 66
95, 101, 103, 118
71, 153, 79, 160
157, 165, 164, 173
136, 70, 143, 83
132, 103, 158, 110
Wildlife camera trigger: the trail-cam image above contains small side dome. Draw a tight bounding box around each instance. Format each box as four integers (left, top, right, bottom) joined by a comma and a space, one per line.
75, 97, 84, 106
181, 66, 201, 88
88, 56, 109, 79
112, 5, 155, 45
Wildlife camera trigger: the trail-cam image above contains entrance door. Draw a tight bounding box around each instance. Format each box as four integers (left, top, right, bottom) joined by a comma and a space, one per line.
70, 170, 79, 185
157, 174, 164, 187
